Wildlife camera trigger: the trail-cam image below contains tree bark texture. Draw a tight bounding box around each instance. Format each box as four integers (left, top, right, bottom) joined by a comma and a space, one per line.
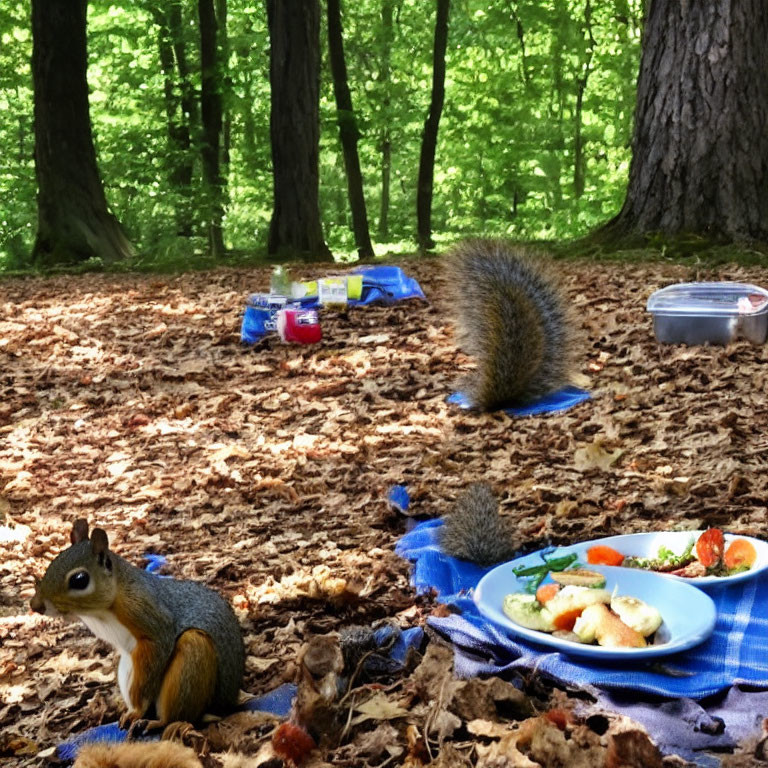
609, 0, 768, 241
378, 0, 394, 240
169, 2, 200, 143
199, 0, 226, 256
573, 0, 595, 199
327, 0, 374, 260
416, 0, 450, 251
32, 0, 133, 266
150, 3, 194, 235
267, 0, 331, 261
216, 0, 232, 172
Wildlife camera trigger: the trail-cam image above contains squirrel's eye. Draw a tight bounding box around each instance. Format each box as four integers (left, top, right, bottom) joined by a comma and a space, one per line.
68, 571, 90, 591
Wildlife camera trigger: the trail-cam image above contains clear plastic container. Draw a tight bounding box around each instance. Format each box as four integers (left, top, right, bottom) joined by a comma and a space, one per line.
270, 265, 293, 296
647, 282, 768, 345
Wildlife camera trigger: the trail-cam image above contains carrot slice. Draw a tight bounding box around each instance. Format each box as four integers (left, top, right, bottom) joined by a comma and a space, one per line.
552, 608, 583, 632
696, 528, 725, 568
724, 539, 757, 570
586, 545, 625, 566
535, 583, 561, 604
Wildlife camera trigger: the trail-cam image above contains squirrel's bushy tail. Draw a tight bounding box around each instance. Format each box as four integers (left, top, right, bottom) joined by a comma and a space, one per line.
439, 483, 519, 566
446, 239, 574, 411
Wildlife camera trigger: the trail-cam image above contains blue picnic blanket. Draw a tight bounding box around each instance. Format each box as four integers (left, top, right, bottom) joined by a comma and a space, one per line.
241, 265, 425, 344
396, 518, 768, 700
447, 385, 590, 416
300, 265, 426, 309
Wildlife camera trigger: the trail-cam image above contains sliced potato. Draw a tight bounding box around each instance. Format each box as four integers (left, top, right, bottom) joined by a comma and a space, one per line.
502, 594, 555, 632
545, 585, 610, 623
610, 596, 662, 637
573, 603, 646, 648
550, 568, 607, 588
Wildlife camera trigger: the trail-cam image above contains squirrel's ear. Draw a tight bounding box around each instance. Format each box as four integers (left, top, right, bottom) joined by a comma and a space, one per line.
90, 528, 110, 555
70, 519, 90, 544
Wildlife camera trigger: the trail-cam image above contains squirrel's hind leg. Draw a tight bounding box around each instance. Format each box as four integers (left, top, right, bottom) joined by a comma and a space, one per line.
154, 629, 218, 726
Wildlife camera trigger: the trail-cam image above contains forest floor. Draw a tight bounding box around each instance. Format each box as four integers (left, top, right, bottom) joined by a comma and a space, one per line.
2, 256, 768, 767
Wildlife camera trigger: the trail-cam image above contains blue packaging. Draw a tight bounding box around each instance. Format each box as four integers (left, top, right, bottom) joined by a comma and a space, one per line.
242, 293, 293, 343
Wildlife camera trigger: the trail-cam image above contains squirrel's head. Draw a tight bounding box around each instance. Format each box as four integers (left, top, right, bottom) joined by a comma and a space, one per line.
30, 519, 118, 616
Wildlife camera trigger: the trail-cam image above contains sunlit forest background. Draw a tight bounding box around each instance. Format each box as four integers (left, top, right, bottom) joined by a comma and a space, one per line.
0, 0, 643, 270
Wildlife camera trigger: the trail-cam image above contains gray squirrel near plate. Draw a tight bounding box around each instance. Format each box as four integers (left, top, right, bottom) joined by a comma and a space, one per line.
445, 239, 577, 411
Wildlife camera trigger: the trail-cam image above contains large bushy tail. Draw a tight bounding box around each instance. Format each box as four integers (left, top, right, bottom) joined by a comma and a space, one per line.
446, 239, 574, 411
439, 483, 519, 566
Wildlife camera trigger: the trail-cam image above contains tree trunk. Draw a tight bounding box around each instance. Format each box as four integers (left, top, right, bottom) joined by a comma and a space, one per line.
169, 2, 199, 145
199, 0, 226, 256
378, 0, 394, 241
32, 0, 133, 267
573, 0, 595, 199
150, 3, 194, 236
267, 0, 331, 261
416, 0, 450, 251
216, 0, 231, 174
603, 0, 768, 242
326, 0, 374, 260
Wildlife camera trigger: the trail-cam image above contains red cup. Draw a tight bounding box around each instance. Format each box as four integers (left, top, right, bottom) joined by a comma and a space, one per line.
276, 308, 322, 344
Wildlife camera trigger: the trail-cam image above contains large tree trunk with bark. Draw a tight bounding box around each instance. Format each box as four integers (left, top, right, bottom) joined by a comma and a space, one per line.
603, 0, 768, 242
416, 0, 450, 251
199, 0, 226, 257
267, 0, 331, 261
378, 0, 394, 241
327, 0, 374, 260
32, 0, 133, 267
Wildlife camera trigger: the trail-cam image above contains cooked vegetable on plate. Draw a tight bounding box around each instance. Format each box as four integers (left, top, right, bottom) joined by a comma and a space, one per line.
584, 528, 757, 578
502, 577, 663, 649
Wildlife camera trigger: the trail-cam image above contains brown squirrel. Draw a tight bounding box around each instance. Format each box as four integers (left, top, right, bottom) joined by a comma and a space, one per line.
30, 520, 244, 730
445, 239, 576, 411
440, 483, 522, 566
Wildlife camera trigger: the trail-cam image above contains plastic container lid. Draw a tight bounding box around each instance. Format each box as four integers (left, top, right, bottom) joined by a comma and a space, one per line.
647, 282, 768, 316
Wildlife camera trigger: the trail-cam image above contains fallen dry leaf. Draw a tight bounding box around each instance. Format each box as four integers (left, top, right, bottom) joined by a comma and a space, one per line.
351, 692, 409, 724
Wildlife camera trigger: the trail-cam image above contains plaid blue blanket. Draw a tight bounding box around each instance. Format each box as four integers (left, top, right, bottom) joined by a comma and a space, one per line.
396, 518, 768, 699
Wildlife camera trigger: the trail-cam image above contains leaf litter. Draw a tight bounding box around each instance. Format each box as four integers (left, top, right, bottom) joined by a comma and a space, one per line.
2, 258, 768, 766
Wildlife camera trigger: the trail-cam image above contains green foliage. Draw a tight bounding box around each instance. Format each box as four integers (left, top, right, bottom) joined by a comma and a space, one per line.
0, 0, 643, 271
0, 2, 35, 268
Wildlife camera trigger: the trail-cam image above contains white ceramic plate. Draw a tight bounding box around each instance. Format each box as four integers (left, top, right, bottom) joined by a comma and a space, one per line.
474, 563, 716, 659
550, 531, 768, 588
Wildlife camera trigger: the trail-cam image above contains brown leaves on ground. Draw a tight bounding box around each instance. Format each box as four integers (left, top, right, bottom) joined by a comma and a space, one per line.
2, 257, 768, 765
229, 640, 666, 768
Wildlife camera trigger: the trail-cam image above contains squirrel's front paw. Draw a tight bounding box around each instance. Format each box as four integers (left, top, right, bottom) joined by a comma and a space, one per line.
119, 709, 149, 736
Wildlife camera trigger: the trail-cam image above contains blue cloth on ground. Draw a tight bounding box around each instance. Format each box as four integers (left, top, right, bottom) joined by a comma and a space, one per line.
242, 682, 297, 717
447, 385, 590, 416
142, 554, 167, 574
395, 518, 768, 699
240, 265, 425, 343
56, 723, 154, 762
56, 685, 298, 761
301, 265, 426, 309
373, 625, 424, 666
387, 484, 411, 514
576, 685, 768, 766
